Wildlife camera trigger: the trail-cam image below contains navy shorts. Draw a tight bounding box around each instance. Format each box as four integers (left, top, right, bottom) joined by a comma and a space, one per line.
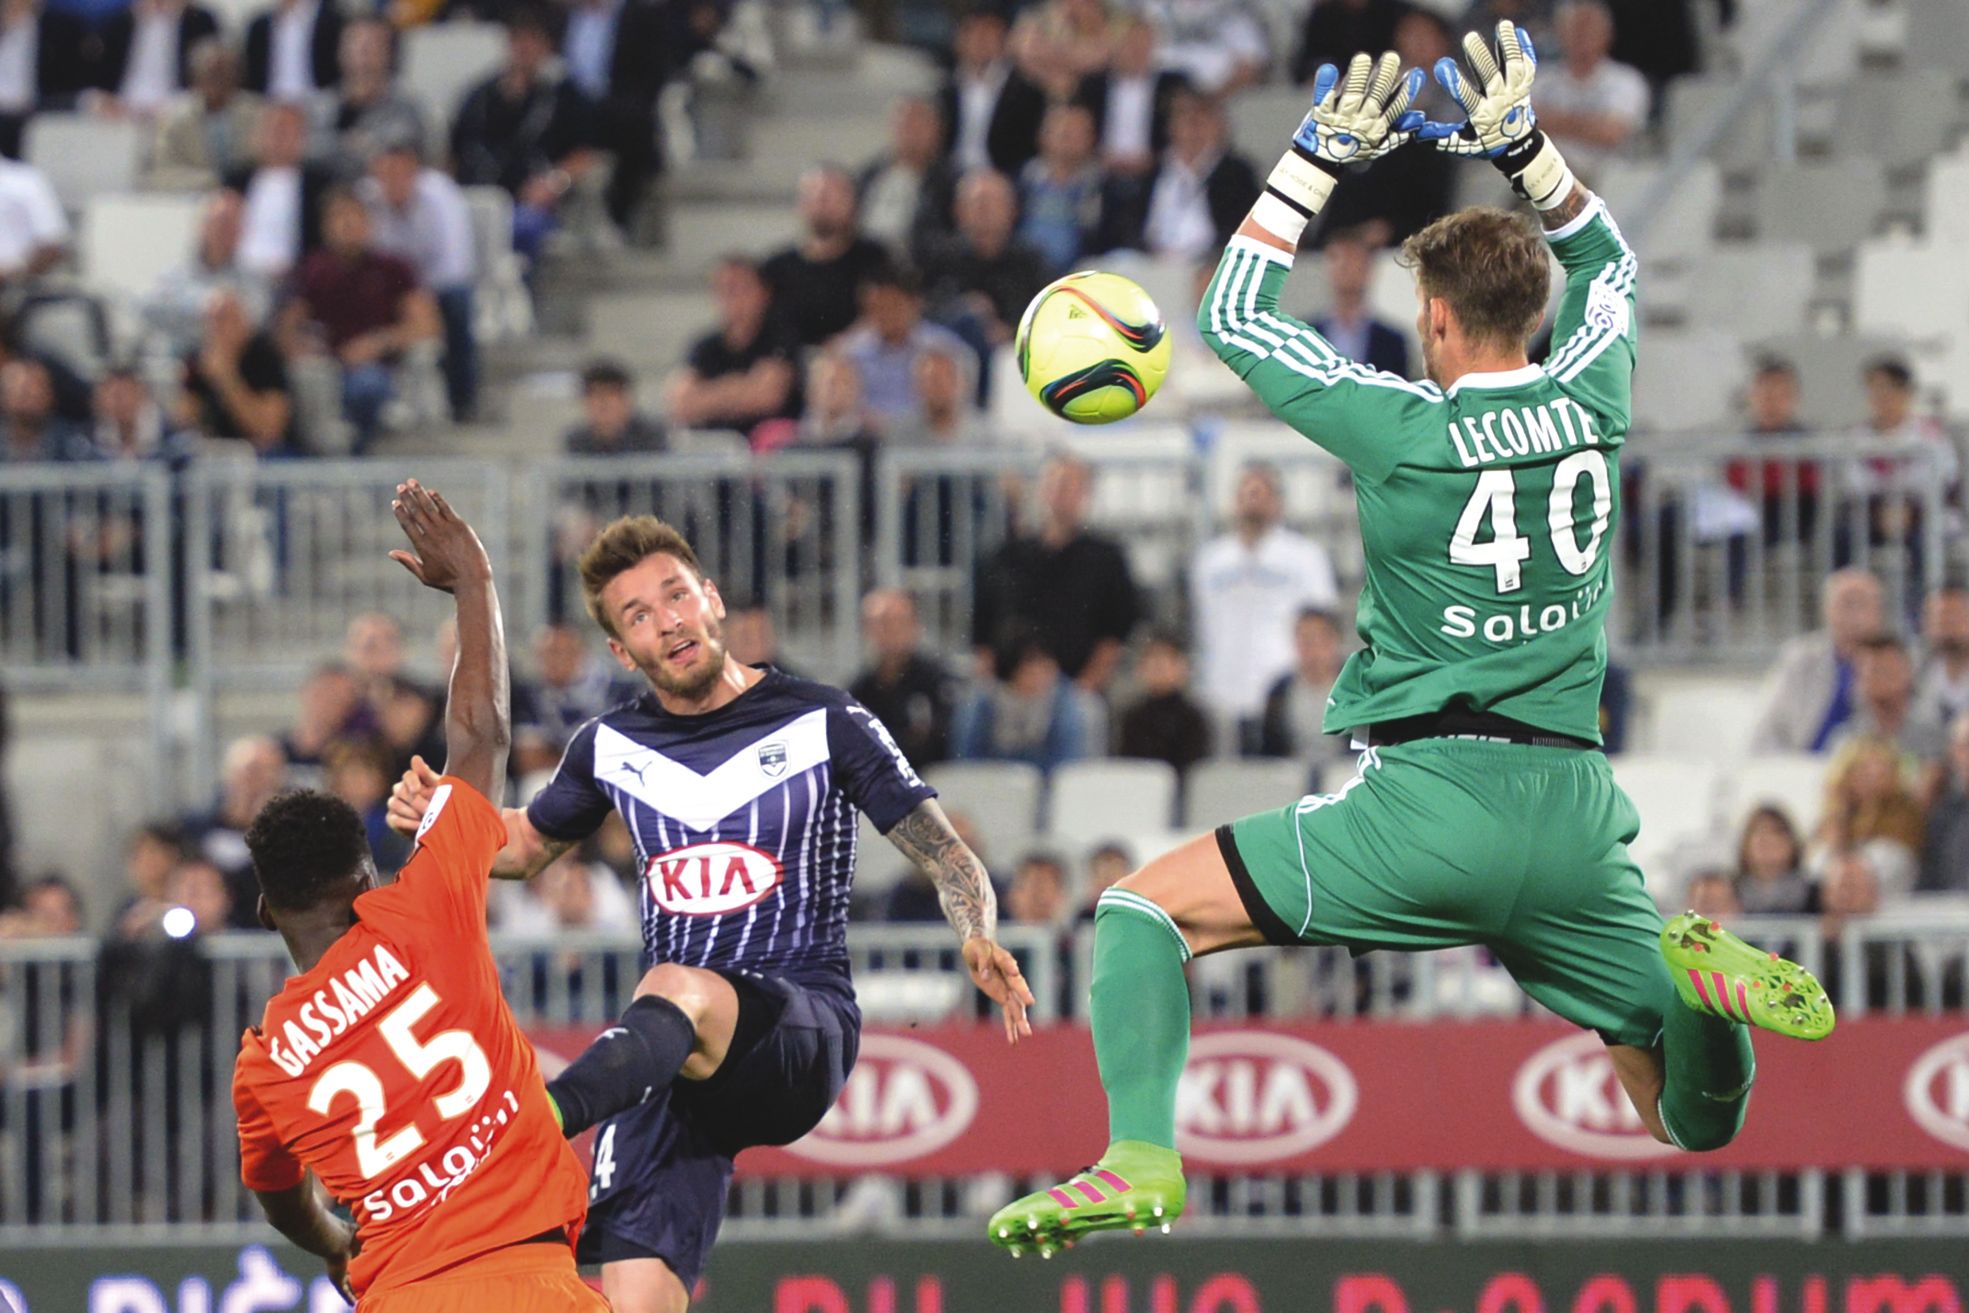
575, 968, 859, 1288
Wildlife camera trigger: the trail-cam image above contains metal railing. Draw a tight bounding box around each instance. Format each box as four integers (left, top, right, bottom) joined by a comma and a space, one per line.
3, 917, 1962, 1245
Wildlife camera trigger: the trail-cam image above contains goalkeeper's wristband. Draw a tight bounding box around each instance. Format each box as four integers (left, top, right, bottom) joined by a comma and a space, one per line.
1258, 146, 1342, 247
1490, 129, 1574, 211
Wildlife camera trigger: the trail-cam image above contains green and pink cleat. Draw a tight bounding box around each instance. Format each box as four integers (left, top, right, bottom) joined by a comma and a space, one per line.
987, 1141, 1186, 1258
1661, 911, 1835, 1041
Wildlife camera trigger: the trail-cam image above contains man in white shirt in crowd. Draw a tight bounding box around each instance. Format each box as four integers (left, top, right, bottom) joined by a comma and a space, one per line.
856, 94, 956, 258
360, 135, 478, 420
939, 5, 1047, 178
93, 0, 220, 119
1187, 461, 1339, 750
0, 151, 67, 289
1073, 17, 1182, 182
244, 0, 340, 101
1128, 87, 1257, 263
148, 39, 264, 190
230, 100, 329, 278
1529, 0, 1648, 182
1140, 0, 1267, 96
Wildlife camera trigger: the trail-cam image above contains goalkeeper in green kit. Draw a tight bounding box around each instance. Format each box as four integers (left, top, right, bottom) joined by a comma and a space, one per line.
988, 24, 1835, 1258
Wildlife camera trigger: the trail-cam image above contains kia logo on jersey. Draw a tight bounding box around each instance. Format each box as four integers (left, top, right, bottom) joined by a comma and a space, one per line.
1513, 1031, 1679, 1160
757, 741, 788, 777
1174, 1032, 1357, 1164
1903, 1031, 1969, 1151
643, 841, 784, 916
788, 1035, 979, 1166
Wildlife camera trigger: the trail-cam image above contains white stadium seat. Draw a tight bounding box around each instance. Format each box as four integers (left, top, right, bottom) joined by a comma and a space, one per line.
1833, 69, 1957, 168
1894, 1, 1969, 79
80, 193, 205, 306
1595, 160, 1721, 264
400, 23, 508, 121
1610, 754, 1724, 889
1755, 160, 1886, 253
23, 115, 144, 211
1630, 329, 1744, 434
1683, 242, 1814, 342
922, 761, 1043, 865
1853, 240, 1969, 344
1664, 75, 1774, 171
1922, 152, 1969, 249
1644, 680, 1765, 759
1725, 753, 1828, 837
1047, 759, 1178, 847
1183, 758, 1311, 829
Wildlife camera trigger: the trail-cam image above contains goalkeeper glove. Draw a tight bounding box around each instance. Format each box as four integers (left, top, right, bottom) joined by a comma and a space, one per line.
1258, 51, 1424, 239
1420, 21, 1575, 210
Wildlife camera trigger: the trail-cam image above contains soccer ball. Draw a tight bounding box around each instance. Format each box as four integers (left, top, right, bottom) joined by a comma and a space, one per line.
1015, 271, 1173, 424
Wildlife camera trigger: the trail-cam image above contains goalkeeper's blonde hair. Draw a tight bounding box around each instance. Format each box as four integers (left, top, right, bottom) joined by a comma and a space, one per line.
1399, 207, 1550, 352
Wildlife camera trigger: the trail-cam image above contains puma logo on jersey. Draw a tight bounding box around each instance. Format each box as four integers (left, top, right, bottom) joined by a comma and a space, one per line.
617, 761, 649, 785
266, 944, 414, 1077
1448, 397, 1600, 469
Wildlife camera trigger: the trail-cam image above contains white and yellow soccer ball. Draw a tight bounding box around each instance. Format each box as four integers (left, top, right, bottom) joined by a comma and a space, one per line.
1014, 271, 1173, 424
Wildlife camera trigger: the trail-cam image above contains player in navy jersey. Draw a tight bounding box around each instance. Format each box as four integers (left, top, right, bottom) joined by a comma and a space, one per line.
388, 515, 1031, 1313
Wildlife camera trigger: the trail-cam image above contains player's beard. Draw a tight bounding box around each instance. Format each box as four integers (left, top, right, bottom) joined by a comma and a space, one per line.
638, 617, 729, 701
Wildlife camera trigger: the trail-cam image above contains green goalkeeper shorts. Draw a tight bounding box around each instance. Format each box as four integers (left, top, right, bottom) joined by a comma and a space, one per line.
1221, 737, 1673, 1050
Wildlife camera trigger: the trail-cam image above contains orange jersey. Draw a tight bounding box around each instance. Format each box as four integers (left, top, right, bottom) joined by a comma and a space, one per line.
232, 777, 590, 1299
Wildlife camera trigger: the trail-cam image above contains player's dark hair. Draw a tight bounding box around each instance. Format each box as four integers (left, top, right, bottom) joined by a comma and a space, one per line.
244, 789, 372, 913
1864, 357, 1914, 390
577, 516, 706, 638
1399, 207, 1549, 352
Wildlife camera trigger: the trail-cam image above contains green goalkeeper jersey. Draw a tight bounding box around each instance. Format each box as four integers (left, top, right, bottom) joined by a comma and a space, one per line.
1198, 200, 1638, 743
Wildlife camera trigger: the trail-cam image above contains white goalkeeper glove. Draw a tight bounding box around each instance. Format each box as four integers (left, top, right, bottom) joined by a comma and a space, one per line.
1419, 21, 1575, 210
1257, 51, 1424, 238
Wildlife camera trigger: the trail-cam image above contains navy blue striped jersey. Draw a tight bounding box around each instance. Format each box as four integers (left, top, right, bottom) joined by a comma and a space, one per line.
526, 668, 935, 994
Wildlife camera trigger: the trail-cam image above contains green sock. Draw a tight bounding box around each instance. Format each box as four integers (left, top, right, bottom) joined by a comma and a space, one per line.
1091, 890, 1194, 1150
1658, 993, 1755, 1152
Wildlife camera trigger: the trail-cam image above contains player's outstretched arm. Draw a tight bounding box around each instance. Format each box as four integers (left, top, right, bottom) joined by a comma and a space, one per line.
251, 1175, 358, 1304
388, 480, 510, 802
385, 755, 572, 879
886, 798, 1035, 1045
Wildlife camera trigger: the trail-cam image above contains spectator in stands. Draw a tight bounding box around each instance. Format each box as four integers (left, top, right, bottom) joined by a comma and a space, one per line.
513, 622, 628, 767
973, 453, 1140, 692
242, 0, 343, 99
1291, 0, 1405, 87
1006, 850, 1071, 927
362, 136, 478, 421
893, 344, 986, 448
1817, 736, 1926, 869
1190, 462, 1339, 744
1920, 710, 1969, 894
1099, 87, 1257, 262
451, 8, 596, 264
920, 168, 1048, 378
317, 16, 424, 177
940, 4, 1047, 178
841, 263, 974, 434
1816, 842, 1940, 1008
952, 632, 1095, 773
1017, 102, 1106, 275
1749, 567, 1884, 753
563, 358, 666, 454
1010, 0, 1120, 101
164, 856, 233, 932
176, 289, 294, 454
324, 735, 411, 872
181, 733, 286, 919
1916, 582, 1969, 729
850, 587, 959, 771
1310, 228, 1410, 376
1, 359, 95, 462
1461, 0, 1556, 62
142, 191, 270, 359
1257, 606, 1349, 776
1605, 0, 1700, 102
799, 351, 878, 449
1072, 16, 1183, 180
664, 255, 802, 443
858, 94, 957, 259
0, 152, 66, 289
1684, 869, 1740, 920
761, 165, 891, 350
285, 187, 441, 451
229, 100, 333, 279
1723, 355, 1816, 547
90, 0, 219, 121
279, 661, 367, 773
1734, 803, 1813, 915
1845, 357, 1957, 589
1079, 840, 1133, 917
1140, 0, 1266, 96
112, 821, 185, 925
1532, 0, 1648, 183
1118, 630, 1211, 772
723, 598, 788, 672
559, 0, 672, 234
1311, 9, 1458, 248
497, 844, 636, 937
0, 0, 89, 158
91, 365, 195, 467
0, 871, 82, 935
149, 39, 262, 191
1831, 633, 1946, 765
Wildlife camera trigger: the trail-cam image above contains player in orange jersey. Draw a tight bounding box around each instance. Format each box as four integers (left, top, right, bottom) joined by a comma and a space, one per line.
231, 480, 606, 1311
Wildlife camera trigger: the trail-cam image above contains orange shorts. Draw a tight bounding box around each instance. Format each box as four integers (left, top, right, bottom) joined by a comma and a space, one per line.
359, 1242, 608, 1312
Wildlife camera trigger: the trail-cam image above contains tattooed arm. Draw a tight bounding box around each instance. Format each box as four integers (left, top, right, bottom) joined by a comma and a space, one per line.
1536, 179, 1593, 233
886, 798, 1035, 1044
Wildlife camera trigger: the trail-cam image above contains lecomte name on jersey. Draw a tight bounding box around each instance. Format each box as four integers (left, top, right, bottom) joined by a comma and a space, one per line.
266, 943, 413, 1077
1448, 396, 1603, 469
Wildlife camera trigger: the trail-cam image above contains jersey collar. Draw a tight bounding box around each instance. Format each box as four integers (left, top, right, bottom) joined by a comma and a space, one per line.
1446, 364, 1545, 396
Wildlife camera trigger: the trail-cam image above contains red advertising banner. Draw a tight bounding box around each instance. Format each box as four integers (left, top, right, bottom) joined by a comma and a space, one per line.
528, 1018, 1969, 1175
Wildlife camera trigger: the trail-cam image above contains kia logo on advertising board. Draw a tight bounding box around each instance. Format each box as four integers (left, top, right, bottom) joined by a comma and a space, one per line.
1175, 1032, 1358, 1164
1904, 1031, 1969, 1151
1513, 1031, 1680, 1160
788, 1034, 979, 1166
